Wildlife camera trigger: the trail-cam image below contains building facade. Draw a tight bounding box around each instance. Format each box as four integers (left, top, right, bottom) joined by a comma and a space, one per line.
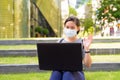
0, 0, 30, 38
0, 0, 61, 38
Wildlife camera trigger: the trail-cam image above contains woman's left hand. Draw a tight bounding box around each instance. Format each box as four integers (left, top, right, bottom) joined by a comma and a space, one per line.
83, 34, 93, 50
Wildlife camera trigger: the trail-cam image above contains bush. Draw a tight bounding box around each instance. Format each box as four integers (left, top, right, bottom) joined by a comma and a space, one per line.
35, 26, 49, 37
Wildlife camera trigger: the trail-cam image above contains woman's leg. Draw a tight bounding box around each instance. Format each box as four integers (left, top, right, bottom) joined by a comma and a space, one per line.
50, 71, 62, 80
62, 71, 75, 80
73, 71, 85, 80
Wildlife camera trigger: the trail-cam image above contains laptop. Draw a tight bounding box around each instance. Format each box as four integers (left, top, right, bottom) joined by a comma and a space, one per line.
37, 43, 83, 71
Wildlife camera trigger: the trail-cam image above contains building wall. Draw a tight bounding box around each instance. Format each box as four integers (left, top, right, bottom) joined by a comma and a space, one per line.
32, 0, 62, 37
0, 0, 30, 38
0, 0, 61, 38
14, 0, 30, 38
0, 0, 14, 38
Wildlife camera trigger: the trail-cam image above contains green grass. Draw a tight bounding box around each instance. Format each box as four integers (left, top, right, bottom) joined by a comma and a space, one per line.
0, 57, 38, 64
0, 37, 58, 40
0, 55, 120, 64
0, 71, 120, 80
85, 71, 120, 80
0, 45, 36, 50
0, 42, 120, 50
90, 43, 120, 48
92, 55, 120, 63
0, 72, 51, 80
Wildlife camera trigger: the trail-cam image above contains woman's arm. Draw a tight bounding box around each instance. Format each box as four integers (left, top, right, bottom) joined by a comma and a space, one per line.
83, 34, 93, 68
83, 53, 92, 68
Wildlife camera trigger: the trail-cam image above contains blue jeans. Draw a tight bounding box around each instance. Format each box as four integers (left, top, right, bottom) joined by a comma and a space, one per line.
50, 71, 85, 80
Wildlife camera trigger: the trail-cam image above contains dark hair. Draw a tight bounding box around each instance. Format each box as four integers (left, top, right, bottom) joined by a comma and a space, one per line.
64, 16, 80, 27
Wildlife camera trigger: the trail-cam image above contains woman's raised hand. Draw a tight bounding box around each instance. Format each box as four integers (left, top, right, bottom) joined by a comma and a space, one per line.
83, 34, 93, 50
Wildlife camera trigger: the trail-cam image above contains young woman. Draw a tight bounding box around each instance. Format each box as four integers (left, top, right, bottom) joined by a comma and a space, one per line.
50, 16, 92, 80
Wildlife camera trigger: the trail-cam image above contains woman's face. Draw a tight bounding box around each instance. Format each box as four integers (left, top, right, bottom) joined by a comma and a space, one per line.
64, 21, 79, 31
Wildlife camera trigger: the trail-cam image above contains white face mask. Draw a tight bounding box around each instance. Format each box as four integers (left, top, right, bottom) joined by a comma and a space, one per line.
63, 28, 77, 38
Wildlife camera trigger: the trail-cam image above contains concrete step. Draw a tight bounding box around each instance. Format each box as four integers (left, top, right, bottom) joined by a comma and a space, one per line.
91, 48, 120, 55
0, 64, 40, 74
0, 38, 59, 45
0, 49, 120, 57
0, 63, 120, 74
0, 37, 120, 45
0, 50, 37, 57
85, 63, 120, 71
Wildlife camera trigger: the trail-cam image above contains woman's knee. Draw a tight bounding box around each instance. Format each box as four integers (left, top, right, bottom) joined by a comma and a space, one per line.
53, 71, 62, 75
63, 71, 74, 80
50, 71, 62, 80
76, 72, 85, 80
63, 71, 72, 76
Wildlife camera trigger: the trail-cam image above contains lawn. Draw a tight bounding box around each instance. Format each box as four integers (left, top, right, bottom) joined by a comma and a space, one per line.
0, 55, 120, 64
0, 45, 36, 50
85, 71, 120, 80
0, 42, 120, 50
0, 71, 120, 80
0, 39, 119, 80
0, 56, 38, 64
92, 55, 120, 63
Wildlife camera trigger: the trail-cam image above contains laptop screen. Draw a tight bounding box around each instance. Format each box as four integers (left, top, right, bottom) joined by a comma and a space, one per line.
37, 43, 83, 71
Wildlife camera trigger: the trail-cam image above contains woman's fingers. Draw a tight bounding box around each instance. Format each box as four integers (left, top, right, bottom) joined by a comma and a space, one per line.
83, 34, 93, 48
88, 34, 93, 43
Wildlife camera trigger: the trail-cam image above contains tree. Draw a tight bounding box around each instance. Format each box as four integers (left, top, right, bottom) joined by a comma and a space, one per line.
35, 26, 49, 37
83, 18, 94, 34
96, 0, 120, 25
69, 6, 77, 16
83, 2, 94, 35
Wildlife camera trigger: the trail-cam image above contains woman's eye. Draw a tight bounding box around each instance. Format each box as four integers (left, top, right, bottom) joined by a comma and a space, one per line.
66, 26, 69, 29
71, 27, 75, 29
65, 26, 75, 29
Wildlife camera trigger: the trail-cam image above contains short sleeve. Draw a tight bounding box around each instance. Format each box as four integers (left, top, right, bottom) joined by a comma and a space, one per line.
57, 38, 64, 43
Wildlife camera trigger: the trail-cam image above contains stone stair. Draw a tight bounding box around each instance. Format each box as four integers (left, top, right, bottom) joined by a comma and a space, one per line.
0, 63, 120, 74
0, 37, 120, 73
0, 48, 120, 57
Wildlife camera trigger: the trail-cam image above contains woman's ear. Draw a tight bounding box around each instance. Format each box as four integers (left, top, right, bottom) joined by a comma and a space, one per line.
77, 27, 80, 34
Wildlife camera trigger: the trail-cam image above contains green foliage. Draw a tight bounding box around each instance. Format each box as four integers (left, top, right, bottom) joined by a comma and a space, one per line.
87, 0, 92, 4
35, 26, 49, 36
69, 6, 77, 16
82, 18, 94, 35
35, 26, 42, 33
95, 25, 101, 33
0, 55, 120, 64
0, 71, 120, 80
42, 28, 49, 35
0, 45, 36, 50
0, 57, 38, 64
96, 0, 120, 24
